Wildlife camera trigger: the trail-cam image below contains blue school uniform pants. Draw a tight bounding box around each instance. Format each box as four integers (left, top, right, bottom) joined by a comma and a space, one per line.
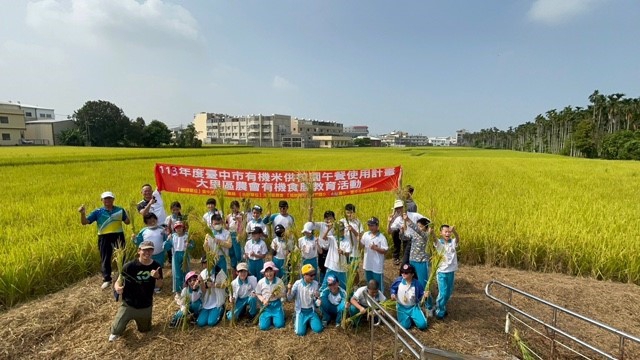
365, 270, 384, 294
227, 296, 258, 320
248, 259, 264, 281
436, 271, 455, 318
197, 306, 223, 327
294, 308, 323, 336
396, 303, 427, 330
259, 299, 285, 330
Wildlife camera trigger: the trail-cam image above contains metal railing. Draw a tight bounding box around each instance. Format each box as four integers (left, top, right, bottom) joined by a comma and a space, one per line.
363, 293, 478, 360
485, 280, 640, 360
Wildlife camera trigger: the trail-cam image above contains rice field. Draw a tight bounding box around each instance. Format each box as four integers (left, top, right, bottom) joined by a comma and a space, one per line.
0, 146, 639, 309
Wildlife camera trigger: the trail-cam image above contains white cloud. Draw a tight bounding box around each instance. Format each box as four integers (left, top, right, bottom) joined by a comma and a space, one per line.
528, 0, 603, 25
25, 0, 200, 49
272, 75, 296, 90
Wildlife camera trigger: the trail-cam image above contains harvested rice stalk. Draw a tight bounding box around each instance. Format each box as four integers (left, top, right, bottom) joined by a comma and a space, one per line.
514, 329, 537, 360
341, 256, 361, 329
252, 283, 285, 325
296, 172, 315, 222
287, 247, 302, 285
421, 228, 443, 307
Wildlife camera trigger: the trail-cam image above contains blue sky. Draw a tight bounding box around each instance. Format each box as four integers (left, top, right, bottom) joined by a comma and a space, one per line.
1, 0, 639, 136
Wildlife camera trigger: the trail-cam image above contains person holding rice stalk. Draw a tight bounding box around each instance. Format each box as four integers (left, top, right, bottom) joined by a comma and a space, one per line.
108, 240, 162, 342
226, 200, 244, 269
348, 279, 386, 327
244, 226, 269, 280
312, 210, 336, 284
298, 222, 320, 279
361, 217, 388, 293
319, 275, 347, 328
197, 264, 228, 327
79, 191, 130, 290
254, 261, 287, 330
165, 221, 195, 294
434, 224, 460, 320
271, 224, 294, 282
205, 214, 232, 276
340, 203, 363, 264
320, 220, 351, 291
227, 262, 258, 321
390, 263, 428, 330
170, 271, 202, 328
287, 264, 323, 336
133, 213, 167, 293
401, 212, 435, 314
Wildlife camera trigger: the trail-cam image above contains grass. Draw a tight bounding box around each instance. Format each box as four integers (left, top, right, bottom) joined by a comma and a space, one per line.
0, 146, 639, 309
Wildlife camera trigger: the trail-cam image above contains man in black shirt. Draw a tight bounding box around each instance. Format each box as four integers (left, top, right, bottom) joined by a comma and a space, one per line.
109, 240, 163, 342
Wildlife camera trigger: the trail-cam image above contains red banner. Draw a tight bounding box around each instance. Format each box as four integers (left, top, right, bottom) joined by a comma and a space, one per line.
155, 163, 402, 198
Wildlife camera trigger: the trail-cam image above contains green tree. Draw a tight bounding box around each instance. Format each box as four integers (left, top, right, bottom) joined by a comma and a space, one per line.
124, 117, 146, 147
142, 120, 172, 147
353, 137, 371, 147
57, 127, 85, 146
72, 100, 131, 147
173, 124, 202, 148
574, 119, 598, 158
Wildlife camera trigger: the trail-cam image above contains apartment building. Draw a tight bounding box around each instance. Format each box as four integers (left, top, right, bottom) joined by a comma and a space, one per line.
0, 102, 26, 146
194, 113, 292, 147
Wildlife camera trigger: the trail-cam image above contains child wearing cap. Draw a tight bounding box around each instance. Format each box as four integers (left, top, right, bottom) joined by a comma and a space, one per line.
340, 204, 363, 264
170, 271, 202, 328
298, 222, 319, 280
319, 275, 347, 327
287, 264, 323, 336
205, 214, 232, 275
244, 226, 268, 280
197, 265, 227, 327
271, 224, 294, 282
390, 263, 428, 330
133, 213, 168, 293
227, 262, 258, 321
203, 198, 223, 228
165, 221, 195, 293
265, 200, 295, 238
361, 217, 389, 293
226, 200, 245, 269
254, 261, 286, 330
320, 220, 350, 291
434, 224, 460, 319
348, 279, 386, 327
312, 210, 335, 284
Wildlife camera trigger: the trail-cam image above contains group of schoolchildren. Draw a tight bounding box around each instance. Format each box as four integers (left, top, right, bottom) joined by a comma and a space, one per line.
129, 186, 460, 337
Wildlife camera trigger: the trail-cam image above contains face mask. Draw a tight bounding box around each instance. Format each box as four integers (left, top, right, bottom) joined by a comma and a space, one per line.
213, 225, 222, 231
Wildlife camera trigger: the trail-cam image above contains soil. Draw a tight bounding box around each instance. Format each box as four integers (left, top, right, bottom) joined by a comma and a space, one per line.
1, 261, 639, 360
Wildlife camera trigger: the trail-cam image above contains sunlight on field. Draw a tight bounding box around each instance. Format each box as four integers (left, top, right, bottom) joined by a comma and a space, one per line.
0, 146, 639, 308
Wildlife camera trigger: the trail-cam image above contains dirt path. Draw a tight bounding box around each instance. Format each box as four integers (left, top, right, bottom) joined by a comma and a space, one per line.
1, 261, 639, 360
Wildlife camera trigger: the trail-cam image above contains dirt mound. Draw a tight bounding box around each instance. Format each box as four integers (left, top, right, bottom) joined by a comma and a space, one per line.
1, 261, 639, 360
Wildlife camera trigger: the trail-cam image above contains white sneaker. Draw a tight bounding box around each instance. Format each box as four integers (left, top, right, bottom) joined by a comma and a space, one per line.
108, 334, 118, 342
154, 288, 161, 294
101, 281, 111, 290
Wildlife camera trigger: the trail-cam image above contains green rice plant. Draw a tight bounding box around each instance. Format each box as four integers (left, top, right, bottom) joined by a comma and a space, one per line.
341, 256, 361, 329
296, 172, 315, 222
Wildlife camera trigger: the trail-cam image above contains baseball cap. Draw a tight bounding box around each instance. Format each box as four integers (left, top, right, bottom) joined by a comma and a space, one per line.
393, 199, 404, 209
367, 217, 379, 226
139, 240, 155, 250
236, 262, 249, 272
400, 263, 416, 274
252, 205, 263, 212
301, 222, 314, 234
251, 226, 264, 235
173, 221, 185, 229
101, 191, 115, 199
278, 200, 288, 208
326, 275, 338, 285
301, 263, 315, 275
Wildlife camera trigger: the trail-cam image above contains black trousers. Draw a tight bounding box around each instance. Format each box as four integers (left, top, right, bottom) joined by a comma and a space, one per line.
98, 232, 125, 282
392, 229, 412, 265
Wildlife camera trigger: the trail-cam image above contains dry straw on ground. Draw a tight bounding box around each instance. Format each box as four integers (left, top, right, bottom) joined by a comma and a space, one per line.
1, 260, 639, 360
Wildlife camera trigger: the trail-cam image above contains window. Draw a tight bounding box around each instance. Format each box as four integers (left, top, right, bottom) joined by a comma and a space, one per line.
2, 133, 10, 141
0, 116, 8, 124
25, 112, 32, 117
39, 113, 45, 118
46, 114, 52, 118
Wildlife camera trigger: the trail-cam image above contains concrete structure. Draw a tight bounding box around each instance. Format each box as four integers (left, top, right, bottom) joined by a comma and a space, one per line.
429, 136, 455, 146
291, 118, 343, 147
0, 102, 26, 146
194, 113, 292, 147
380, 131, 430, 147
456, 129, 468, 146
344, 125, 369, 138
312, 135, 353, 148
19, 104, 55, 122
24, 119, 75, 145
